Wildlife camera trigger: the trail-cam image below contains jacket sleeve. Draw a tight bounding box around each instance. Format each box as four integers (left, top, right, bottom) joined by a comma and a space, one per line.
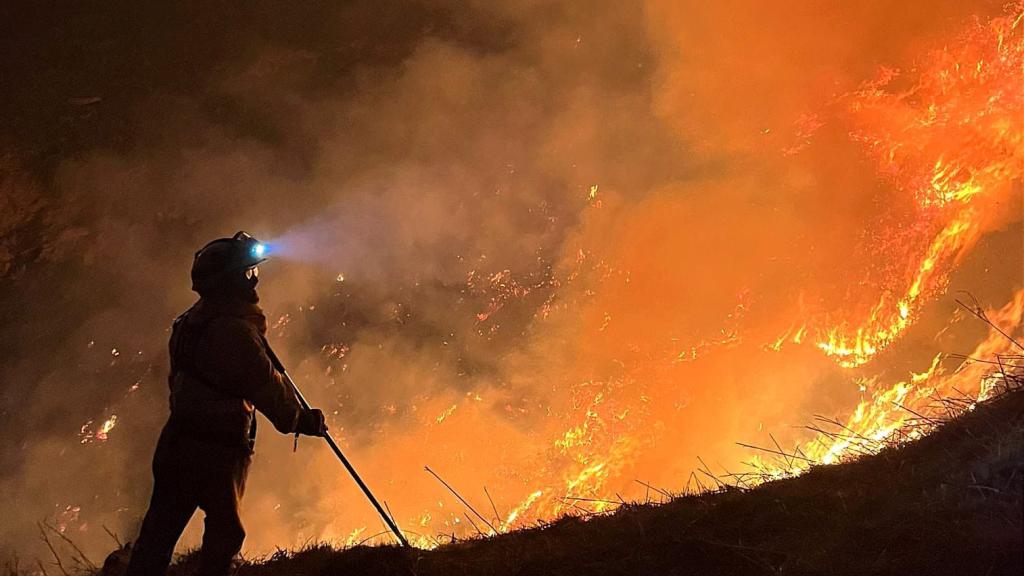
202, 317, 303, 434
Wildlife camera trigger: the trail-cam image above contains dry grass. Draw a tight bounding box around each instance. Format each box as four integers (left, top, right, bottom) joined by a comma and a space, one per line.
117, 376, 1022, 576
31, 330, 1019, 576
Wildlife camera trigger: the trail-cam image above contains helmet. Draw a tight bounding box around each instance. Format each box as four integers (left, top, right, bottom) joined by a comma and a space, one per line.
191, 231, 267, 293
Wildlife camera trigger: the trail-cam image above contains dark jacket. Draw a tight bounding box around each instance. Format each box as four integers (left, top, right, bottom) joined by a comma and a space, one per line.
166, 297, 302, 451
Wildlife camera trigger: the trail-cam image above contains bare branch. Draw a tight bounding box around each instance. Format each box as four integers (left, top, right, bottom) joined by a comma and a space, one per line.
483, 486, 502, 529
37, 523, 68, 576
424, 466, 497, 534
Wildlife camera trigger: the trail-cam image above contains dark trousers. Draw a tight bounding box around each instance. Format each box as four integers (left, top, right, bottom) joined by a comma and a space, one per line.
126, 426, 251, 576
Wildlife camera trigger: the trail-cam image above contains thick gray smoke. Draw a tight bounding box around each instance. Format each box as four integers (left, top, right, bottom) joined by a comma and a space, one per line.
1, 0, 1018, 564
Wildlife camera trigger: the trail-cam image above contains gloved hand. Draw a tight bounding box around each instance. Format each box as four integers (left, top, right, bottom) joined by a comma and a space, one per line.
296, 408, 328, 437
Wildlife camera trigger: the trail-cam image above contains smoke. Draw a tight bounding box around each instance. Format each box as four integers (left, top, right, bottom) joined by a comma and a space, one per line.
1, 0, 1020, 561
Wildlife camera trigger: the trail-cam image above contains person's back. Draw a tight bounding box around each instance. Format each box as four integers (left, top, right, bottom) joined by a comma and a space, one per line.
125, 232, 327, 576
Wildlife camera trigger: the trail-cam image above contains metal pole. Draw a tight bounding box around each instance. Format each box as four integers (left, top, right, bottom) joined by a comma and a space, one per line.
262, 341, 411, 548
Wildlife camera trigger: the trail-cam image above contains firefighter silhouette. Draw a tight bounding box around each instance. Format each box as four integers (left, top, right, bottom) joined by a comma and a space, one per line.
125, 232, 327, 576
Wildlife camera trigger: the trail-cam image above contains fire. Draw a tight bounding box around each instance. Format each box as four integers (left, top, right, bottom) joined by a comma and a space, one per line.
766, 289, 1024, 478
63, 3, 1022, 555
503, 490, 543, 528
498, 1, 1024, 529
808, 4, 1023, 366
815, 211, 979, 367
79, 414, 118, 444
97, 415, 118, 441
343, 526, 366, 547
435, 404, 458, 424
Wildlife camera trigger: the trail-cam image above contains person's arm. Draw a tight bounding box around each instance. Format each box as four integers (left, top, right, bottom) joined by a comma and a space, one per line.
202, 317, 305, 434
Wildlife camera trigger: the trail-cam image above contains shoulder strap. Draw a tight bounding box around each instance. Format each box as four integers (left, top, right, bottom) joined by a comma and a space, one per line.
170, 308, 216, 383
170, 308, 258, 449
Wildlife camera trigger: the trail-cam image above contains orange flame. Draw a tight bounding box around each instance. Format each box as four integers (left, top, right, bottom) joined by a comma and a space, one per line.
810, 4, 1023, 366
505, 2, 1024, 528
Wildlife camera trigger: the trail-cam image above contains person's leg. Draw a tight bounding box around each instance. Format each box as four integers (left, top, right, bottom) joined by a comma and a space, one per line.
126, 432, 197, 576
196, 451, 251, 576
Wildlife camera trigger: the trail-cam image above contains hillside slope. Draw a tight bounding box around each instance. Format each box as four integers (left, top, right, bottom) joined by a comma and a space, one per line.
138, 387, 1024, 576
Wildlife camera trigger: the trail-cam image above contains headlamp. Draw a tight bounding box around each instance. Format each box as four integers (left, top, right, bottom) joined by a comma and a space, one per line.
230, 231, 267, 263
